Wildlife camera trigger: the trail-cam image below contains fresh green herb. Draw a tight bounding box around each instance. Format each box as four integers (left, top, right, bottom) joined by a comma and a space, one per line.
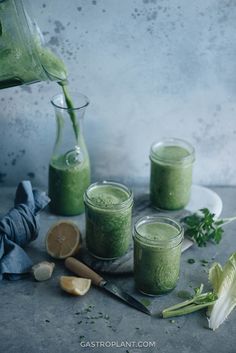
162, 284, 217, 319
187, 258, 195, 264
182, 208, 236, 247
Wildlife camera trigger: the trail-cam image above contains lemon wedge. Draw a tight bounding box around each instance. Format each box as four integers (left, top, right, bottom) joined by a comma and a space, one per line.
60, 276, 91, 296
45, 220, 81, 259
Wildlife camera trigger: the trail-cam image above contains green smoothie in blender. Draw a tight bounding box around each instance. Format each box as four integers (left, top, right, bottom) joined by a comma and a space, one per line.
0, 0, 67, 87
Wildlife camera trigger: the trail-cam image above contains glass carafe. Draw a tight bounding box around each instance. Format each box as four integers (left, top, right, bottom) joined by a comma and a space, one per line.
0, 0, 67, 89
48, 92, 91, 216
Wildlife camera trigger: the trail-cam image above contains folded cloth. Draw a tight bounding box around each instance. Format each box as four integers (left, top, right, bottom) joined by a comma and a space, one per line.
0, 181, 50, 280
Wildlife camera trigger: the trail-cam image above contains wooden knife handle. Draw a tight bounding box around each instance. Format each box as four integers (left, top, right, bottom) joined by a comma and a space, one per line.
65, 257, 104, 286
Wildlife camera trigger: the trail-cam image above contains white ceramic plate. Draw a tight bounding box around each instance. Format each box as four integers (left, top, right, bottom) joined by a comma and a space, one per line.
187, 185, 223, 218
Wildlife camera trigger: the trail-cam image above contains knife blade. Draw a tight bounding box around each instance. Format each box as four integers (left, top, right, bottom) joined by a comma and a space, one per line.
65, 257, 151, 316
101, 280, 151, 315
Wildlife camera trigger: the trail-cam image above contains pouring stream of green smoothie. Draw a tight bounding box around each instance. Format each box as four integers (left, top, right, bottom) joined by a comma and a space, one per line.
59, 81, 79, 142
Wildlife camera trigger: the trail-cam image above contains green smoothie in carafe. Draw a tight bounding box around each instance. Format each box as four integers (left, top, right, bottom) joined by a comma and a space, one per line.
48, 83, 91, 216
49, 153, 90, 216
49, 81, 90, 216
47, 79, 91, 216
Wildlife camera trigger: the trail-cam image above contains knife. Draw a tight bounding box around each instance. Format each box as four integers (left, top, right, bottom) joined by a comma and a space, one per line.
65, 257, 151, 316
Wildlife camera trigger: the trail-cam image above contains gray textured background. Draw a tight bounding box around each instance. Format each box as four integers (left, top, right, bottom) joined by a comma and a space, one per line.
0, 0, 236, 187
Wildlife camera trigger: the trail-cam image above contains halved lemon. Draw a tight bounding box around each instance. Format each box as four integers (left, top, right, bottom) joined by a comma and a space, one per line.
45, 220, 81, 259
60, 276, 91, 296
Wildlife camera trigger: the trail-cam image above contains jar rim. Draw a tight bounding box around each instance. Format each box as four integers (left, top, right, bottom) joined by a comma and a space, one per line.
134, 215, 183, 247
150, 138, 195, 165
51, 92, 90, 111
84, 180, 133, 210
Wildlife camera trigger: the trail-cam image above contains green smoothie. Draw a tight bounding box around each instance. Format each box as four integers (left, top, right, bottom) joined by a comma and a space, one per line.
0, 0, 79, 141
59, 82, 80, 140
48, 89, 91, 216
84, 182, 133, 259
133, 217, 183, 295
150, 139, 195, 210
0, 0, 91, 216
0, 0, 67, 88
49, 154, 90, 216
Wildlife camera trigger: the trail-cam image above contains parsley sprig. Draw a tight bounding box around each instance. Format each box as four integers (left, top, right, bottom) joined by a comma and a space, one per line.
182, 208, 236, 247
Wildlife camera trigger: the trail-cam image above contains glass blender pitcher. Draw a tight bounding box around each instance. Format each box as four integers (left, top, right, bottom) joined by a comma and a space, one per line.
0, 0, 67, 89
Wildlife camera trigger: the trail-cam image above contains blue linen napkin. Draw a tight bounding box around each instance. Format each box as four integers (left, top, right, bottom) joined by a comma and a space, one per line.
0, 181, 50, 280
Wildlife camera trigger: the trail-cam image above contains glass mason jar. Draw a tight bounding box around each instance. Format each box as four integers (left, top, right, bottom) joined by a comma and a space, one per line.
0, 0, 67, 89
150, 138, 195, 210
48, 92, 91, 216
84, 181, 133, 259
133, 216, 183, 296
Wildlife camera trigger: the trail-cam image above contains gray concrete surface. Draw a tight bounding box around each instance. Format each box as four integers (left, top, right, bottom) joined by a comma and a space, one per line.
0, 185, 236, 353
1, 0, 236, 186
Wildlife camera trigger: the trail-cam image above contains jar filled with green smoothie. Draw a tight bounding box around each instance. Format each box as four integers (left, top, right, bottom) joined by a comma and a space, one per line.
133, 216, 183, 295
49, 92, 91, 216
0, 0, 67, 89
84, 181, 133, 259
150, 138, 195, 210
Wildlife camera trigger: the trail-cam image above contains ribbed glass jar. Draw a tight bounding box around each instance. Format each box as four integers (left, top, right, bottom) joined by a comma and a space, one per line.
150, 138, 195, 210
84, 181, 133, 260
133, 216, 183, 295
